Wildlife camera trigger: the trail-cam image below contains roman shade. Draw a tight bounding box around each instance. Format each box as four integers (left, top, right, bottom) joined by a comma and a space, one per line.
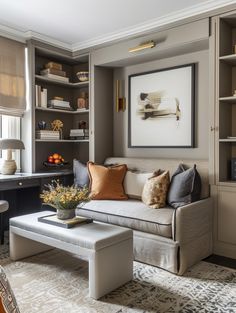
0, 36, 26, 117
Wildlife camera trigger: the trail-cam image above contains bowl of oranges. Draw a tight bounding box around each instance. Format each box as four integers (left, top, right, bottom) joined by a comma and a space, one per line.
43, 153, 68, 167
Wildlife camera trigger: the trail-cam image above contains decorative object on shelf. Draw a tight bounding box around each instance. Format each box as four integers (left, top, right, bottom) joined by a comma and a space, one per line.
78, 120, 87, 129
40, 61, 69, 83
51, 119, 64, 139
233, 90, 236, 97
129, 40, 155, 53
0, 139, 25, 175
48, 99, 71, 111
128, 63, 195, 148
76, 71, 89, 82
40, 181, 90, 220
116, 80, 126, 112
38, 121, 46, 130
43, 153, 68, 167
77, 91, 89, 110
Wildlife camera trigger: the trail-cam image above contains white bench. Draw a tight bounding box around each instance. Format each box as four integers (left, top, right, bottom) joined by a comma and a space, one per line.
9, 211, 133, 299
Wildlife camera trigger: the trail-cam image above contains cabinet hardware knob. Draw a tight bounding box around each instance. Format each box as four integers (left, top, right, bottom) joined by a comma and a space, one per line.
18, 182, 23, 186
210, 126, 215, 131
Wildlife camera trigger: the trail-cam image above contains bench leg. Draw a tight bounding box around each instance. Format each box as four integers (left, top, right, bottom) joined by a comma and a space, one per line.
88, 238, 133, 299
10, 231, 51, 261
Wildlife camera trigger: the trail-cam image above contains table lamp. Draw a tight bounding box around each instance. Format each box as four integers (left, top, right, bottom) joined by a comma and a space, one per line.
0, 139, 25, 175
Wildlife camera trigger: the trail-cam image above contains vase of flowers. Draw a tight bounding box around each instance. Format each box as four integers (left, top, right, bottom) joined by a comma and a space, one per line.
40, 181, 90, 220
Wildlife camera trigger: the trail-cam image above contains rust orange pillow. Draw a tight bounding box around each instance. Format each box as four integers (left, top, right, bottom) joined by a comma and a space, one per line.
87, 162, 128, 200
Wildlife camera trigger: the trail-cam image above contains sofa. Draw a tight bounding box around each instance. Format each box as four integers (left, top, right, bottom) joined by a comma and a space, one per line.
75, 157, 213, 275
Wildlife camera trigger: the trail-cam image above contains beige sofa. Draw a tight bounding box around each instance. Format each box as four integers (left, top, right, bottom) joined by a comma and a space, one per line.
76, 157, 213, 275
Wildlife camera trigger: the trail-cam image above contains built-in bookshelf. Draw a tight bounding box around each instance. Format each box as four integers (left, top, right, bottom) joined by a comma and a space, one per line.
27, 43, 90, 172
217, 13, 236, 183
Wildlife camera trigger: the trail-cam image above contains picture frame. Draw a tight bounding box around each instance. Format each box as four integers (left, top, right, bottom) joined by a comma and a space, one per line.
128, 63, 195, 148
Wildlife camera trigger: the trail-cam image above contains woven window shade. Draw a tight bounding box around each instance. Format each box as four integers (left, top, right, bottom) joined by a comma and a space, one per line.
0, 36, 26, 117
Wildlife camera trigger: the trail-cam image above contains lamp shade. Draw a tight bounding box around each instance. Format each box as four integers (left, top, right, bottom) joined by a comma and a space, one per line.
0, 139, 25, 150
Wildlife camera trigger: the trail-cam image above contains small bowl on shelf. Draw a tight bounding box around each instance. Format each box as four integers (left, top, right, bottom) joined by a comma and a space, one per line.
76, 71, 89, 82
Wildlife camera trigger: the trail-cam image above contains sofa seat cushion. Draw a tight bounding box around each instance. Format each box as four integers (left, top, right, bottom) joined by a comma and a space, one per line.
76, 199, 174, 238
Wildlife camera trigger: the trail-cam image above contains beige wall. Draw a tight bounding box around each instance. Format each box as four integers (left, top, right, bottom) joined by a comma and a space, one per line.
113, 49, 209, 159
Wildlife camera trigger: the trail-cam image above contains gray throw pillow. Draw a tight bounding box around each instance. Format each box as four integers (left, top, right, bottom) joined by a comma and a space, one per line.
73, 159, 89, 188
167, 164, 201, 209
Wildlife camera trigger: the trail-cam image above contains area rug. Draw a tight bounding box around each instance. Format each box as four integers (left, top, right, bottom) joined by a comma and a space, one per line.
0, 249, 236, 313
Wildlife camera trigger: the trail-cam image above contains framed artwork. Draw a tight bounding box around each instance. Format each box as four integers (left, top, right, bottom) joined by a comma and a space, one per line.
128, 63, 195, 148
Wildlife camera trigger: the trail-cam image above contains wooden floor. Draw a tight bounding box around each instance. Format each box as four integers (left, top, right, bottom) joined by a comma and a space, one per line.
205, 254, 236, 270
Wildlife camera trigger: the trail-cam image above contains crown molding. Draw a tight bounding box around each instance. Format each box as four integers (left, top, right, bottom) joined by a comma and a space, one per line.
0, 0, 235, 52
71, 0, 236, 51
24, 31, 72, 51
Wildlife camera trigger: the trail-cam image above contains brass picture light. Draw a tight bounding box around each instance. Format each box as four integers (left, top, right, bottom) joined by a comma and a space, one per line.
129, 40, 156, 53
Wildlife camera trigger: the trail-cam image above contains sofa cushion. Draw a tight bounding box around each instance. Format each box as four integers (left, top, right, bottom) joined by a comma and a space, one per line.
123, 171, 153, 199
167, 164, 201, 209
73, 159, 89, 188
88, 162, 128, 200
142, 170, 170, 209
76, 199, 174, 238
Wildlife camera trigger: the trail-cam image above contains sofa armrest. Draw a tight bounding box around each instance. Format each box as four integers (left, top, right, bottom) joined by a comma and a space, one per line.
173, 198, 213, 244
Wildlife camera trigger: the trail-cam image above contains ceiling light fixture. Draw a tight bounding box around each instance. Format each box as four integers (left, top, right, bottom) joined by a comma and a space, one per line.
129, 40, 155, 53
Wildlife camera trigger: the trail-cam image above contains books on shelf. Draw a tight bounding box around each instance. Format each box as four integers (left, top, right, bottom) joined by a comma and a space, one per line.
40, 68, 66, 77
38, 213, 93, 229
48, 99, 71, 109
69, 128, 89, 139
35, 85, 47, 108
36, 130, 60, 140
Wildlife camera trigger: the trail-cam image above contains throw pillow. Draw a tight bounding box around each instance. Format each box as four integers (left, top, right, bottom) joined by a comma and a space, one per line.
142, 170, 170, 209
87, 162, 128, 200
167, 164, 202, 209
123, 171, 154, 199
73, 159, 89, 188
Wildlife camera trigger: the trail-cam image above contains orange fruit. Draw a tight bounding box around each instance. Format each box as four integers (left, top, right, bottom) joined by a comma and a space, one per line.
52, 153, 59, 159
54, 159, 61, 164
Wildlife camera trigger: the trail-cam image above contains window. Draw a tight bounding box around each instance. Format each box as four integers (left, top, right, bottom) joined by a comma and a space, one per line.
0, 115, 21, 170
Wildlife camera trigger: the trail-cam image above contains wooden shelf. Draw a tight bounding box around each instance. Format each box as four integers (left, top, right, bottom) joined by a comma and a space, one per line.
35, 139, 89, 143
35, 75, 89, 88
219, 54, 236, 65
35, 107, 89, 114
219, 96, 236, 103
218, 180, 236, 186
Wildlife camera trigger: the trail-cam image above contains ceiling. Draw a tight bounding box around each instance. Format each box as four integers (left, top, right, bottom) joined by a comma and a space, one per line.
0, 0, 235, 51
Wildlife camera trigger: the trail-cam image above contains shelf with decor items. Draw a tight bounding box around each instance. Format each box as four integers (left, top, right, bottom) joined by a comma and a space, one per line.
23, 41, 90, 173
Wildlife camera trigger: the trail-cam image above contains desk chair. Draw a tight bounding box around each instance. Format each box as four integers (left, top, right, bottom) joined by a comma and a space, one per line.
0, 201, 9, 245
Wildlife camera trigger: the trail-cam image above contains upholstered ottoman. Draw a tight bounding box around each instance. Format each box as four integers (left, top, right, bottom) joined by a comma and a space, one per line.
9, 211, 133, 299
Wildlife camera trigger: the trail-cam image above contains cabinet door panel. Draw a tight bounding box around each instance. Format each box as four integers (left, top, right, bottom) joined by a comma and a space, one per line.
218, 188, 236, 245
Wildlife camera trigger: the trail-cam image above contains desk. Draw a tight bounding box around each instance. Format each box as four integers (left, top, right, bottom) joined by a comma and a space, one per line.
0, 170, 74, 231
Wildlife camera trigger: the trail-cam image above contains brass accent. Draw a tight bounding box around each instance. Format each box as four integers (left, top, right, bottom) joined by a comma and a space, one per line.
116, 80, 126, 112
129, 40, 155, 53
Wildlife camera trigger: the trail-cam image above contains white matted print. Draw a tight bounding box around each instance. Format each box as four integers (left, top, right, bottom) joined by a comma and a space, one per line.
128, 64, 195, 148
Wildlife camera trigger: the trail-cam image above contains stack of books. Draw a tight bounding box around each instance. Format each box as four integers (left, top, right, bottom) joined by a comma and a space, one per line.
48, 99, 71, 110
35, 85, 47, 108
36, 130, 60, 140
40, 62, 69, 83
69, 129, 89, 139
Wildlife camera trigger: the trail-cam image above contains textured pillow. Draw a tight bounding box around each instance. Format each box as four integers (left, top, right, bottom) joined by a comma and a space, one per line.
124, 171, 153, 199
87, 162, 128, 200
73, 159, 89, 188
167, 164, 201, 209
0, 266, 20, 313
142, 170, 170, 209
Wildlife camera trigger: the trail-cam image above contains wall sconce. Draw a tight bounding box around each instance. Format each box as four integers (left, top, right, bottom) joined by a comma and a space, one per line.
129, 40, 155, 53
116, 80, 126, 112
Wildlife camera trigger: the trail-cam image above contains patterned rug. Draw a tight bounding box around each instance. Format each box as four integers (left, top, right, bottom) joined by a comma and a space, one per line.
0, 248, 236, 313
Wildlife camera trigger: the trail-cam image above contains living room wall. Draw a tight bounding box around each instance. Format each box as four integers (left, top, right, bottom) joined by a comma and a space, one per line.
113, 49, 209, 160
